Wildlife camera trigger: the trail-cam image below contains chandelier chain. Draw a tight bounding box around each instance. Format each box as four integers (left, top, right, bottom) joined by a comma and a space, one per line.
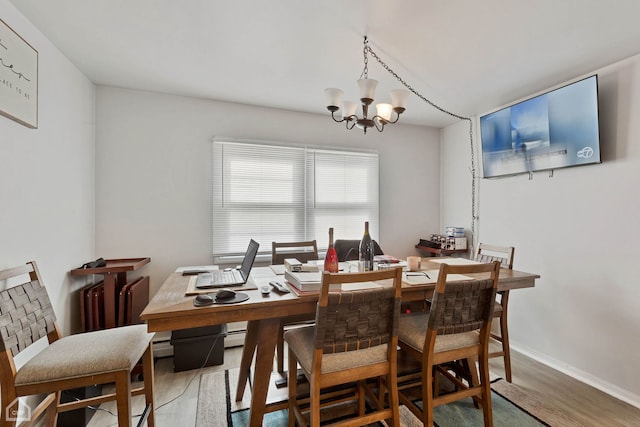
360, 37, 369, 79
364, 41, 479, 251
365, 44, 467, 122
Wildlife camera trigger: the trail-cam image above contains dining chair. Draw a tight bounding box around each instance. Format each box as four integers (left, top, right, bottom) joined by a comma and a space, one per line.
284, 267, 403, 427
272, 240, 319, 265
397, 261, 501, 427
0, 261, 155, 427
475, 243, 515, 382
272, 240, 319, 375
333, 239, 384, 262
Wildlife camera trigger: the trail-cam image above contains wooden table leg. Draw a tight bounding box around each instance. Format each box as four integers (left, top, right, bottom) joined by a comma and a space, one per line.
247, 318, 280, 427
235, 320, 259, 401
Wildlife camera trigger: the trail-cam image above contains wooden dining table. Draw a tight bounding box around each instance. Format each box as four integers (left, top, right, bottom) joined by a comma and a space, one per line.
140, 258, 540, 427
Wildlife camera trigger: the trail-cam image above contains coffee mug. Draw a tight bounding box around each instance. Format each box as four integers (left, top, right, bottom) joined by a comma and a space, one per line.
407, 256, 421, 272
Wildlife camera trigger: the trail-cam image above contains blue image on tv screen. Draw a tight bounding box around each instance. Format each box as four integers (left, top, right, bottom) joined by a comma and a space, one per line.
480, 75, 601, 178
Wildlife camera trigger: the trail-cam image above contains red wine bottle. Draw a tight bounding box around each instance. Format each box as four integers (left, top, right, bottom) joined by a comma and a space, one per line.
324, 227, 339, 273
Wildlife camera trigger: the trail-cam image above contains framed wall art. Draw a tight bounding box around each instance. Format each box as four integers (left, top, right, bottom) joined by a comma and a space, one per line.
0, 18, 38, 129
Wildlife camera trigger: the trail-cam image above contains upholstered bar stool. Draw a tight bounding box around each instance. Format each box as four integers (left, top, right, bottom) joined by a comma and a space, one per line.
0, 261, 155, 427
475, 243, 515, 382
271, 240, 319, 375
284, 268, 403, 427
397, 261, 501, 426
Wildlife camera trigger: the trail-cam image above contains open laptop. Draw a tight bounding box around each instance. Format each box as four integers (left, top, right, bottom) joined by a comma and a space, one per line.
196, 239, 260, 288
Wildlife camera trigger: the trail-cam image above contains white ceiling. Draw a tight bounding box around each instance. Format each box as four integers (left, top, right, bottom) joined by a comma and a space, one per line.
9, 0, 640, 128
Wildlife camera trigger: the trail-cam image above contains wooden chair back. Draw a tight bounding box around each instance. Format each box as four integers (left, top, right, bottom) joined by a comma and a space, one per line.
475, 243, 515, 269
427, 261, 500, 341
0, 262, 61, 358
271, 240, 318, 264
0, 262, 62, 426
315, 268, 402, 356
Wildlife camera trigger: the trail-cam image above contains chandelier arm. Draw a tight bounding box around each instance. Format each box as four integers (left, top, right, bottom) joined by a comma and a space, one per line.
346, 120, 357, 130
386, 111, 401, 124
373, 119, 385, 132
330, 110, 346, 123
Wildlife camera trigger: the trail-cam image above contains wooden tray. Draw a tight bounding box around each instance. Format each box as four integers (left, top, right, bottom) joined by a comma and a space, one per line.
70, 257, 150, 276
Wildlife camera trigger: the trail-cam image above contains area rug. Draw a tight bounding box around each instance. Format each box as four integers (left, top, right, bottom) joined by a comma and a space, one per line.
196, 368, 583, 426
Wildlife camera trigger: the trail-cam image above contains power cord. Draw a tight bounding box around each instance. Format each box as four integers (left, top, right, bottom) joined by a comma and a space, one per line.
68, 333, 221, 424
366, 37, 479, 251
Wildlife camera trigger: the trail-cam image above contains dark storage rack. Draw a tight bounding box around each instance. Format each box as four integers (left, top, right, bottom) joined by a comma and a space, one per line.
65, 258, 150, 426
71, 258, 150, 330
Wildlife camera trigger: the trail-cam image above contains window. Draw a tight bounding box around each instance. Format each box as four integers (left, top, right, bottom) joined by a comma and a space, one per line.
212, 139, 379, 257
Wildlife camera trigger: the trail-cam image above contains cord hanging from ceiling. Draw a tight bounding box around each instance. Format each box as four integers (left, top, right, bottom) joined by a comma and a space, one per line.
364, 37, 479, 251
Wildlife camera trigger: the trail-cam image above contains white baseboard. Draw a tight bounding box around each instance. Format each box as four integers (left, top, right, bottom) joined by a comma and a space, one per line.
152, 331, 173, 358
224, 330, 246, 348
511, 341, 640, 409
153, 340, 174, 358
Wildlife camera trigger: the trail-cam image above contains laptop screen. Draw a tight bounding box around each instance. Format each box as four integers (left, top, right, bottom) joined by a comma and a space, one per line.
239, 239, 260, 277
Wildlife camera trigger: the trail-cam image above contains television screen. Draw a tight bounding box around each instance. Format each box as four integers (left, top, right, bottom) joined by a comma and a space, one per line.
479, 75, 601, 178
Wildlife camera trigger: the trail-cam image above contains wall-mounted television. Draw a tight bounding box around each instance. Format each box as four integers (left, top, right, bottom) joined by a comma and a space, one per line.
479, 75, 601, 178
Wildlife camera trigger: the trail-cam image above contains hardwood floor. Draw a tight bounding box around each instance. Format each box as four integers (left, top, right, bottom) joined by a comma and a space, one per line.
86, 346, 244, 427
85, 345, 640, 426
488, 351, 640, 427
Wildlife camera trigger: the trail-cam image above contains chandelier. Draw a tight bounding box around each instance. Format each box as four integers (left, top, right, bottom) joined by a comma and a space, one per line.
324, 36, 409, 134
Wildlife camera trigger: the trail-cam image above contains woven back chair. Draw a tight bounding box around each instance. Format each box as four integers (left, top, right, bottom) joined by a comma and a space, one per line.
333, 239, 384, 262
475, 243, 515, 382
397, 261, 500, 427
0, 261, 155, 427
284, 267, 403, 427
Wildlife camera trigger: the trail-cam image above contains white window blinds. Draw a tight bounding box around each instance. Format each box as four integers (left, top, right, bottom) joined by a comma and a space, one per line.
305, 149, 379, 247
212, 140, 378, 257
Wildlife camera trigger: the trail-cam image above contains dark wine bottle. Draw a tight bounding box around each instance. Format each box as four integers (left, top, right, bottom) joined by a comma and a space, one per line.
324, 227, 339, 273
359, 221, 375, 271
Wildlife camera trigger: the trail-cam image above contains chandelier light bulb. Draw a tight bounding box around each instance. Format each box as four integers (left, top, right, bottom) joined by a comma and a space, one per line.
375, 103, 393, 122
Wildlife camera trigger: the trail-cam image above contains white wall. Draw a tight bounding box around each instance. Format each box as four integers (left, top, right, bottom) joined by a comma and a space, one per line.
94, 86, 441, 296
441, 55, 640, 406
0, 1, 95, 336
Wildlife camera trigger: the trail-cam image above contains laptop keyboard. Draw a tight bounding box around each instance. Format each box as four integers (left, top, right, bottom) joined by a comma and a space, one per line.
211, 269, 243, 285
195, 269, 244, 288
